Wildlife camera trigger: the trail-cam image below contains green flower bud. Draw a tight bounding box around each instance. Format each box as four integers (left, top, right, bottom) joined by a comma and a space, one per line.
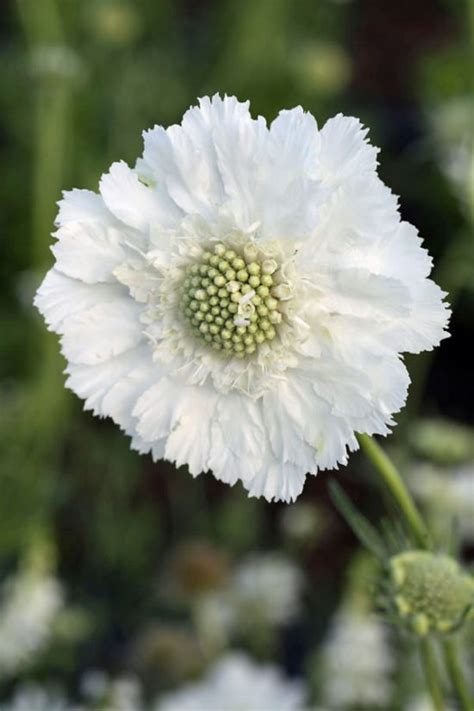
389, 551, 474, 636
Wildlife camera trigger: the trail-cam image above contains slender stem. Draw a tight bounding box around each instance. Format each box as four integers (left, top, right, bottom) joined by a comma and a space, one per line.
357, 433, 430, 549
442, 638, 473, 711
419, 638, 445, 711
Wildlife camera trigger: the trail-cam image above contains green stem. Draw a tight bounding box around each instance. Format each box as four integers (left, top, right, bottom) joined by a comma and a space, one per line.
357, 433, 430, 549
419, 638, 445, 711
442, 638, 473, 711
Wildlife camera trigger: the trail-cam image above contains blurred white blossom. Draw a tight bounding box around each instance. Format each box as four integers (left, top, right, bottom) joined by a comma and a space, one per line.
407, 694, 455, 711
80, 669, 143, 711
411, 463, 474, 541
233, 554, 303, 626
0, 568, 64, 678
194, 553, 303, 650
0, 684, 76, 711
155, 652, 307, 711
31, 45, 83, 80
280, 502, 327, 546
431, 97, 474, 212
319, 610, 394, 709
194, 592, 235, 652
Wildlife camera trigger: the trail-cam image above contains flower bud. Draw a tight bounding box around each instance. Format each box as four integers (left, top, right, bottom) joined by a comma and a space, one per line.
389, 551, 473, 636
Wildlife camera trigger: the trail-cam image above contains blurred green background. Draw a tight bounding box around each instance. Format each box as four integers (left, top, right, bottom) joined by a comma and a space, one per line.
0, 0, 472, 708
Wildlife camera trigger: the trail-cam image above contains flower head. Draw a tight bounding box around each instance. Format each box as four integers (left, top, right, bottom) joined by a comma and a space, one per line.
35, 95, 449, 501
0, 569, 63, 679
318, 609, 395, 708
154, 652, 307, 711
389, 551, 474, 636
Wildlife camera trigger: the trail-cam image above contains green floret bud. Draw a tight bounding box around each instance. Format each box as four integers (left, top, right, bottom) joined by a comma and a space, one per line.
247, 261, 261, 275
232, 257, 246, 270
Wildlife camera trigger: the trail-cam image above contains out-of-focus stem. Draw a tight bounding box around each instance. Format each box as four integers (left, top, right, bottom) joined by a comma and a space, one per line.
16, 0, 73, 445
419, 638, 445, 711
357, 433, 430, 549
442, 638, 473, 711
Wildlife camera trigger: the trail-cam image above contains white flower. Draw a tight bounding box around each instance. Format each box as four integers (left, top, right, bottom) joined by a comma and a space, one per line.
194, 554, 303, 648
0, 684, 76, 711
411, 463, 474, 541
407, 695, 455, 711
319, 610, 394, 708
194, 592, 235, 652
155, 653, 307, 711
431, 97, 474, 211
232, 554, 303, 626
35, 95, 450, 502
80, 669, 143, 711
0, 569, 64, 678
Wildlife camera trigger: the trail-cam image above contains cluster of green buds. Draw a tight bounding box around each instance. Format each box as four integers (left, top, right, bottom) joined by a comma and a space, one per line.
389, 551, 474, 636
181, 242, 290, 358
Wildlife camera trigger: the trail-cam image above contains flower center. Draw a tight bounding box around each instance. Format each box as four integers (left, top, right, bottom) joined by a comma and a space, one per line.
181, 242, 289, 358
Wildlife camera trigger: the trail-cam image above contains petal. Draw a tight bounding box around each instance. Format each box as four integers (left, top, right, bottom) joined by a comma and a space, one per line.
319, 114, 379, 183
370, 221, 433, 283
209, 394, 266, 485
134, 378, 219, 476
317, 267, 411, 321
60, 298, 143, 365
34, 269, 123, 333
52, 221, 129, 284
99, 160, 179, 232
65, 344, 150, 417
384, 279, 450, 354
56, 188, 112, 226
244, 459, 307, 503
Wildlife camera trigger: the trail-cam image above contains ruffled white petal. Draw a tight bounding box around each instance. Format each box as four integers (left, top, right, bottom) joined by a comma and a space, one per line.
319, 114, 379, 183
60, 298, 143, 365
56, 188, 112, 226
52, 221, 129, 284
209, 394, 267, 485
34, 269, 123, 333
65, 344, 150, 417
100, 160, 179, 232
133, 378, 219, 476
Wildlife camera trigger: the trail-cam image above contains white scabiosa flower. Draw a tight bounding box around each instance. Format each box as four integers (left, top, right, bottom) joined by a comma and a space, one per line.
155, 653, 307, 711
80, 670, 143, 711
232, 554, 303, 626
411, 463, 474, 542
319, 610, 395, 708
407, 695, 456, 711
35, 95, 450, 502
0, 569, 64, 678
0, 684, 75, 711
194, 553, 303, 650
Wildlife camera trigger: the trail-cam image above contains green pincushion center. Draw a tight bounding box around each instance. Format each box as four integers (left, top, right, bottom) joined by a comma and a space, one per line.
181, 242, 285, 358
